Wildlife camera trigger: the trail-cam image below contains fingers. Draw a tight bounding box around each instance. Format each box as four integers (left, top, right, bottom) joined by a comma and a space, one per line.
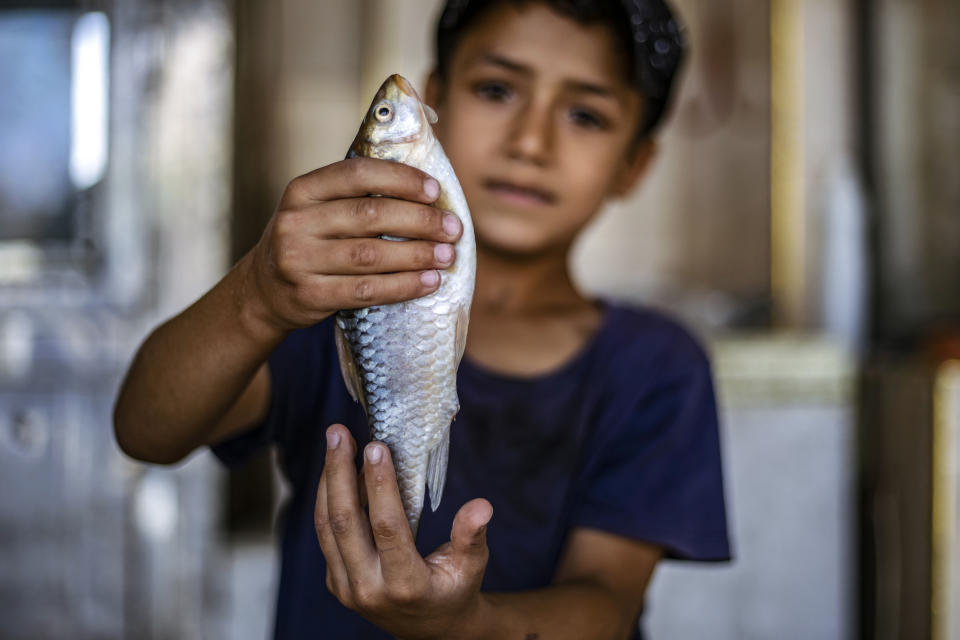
313, 197, 463, 243
317, 428, 490, 620
450, 499, 493, 572
276, 198, 461, 244
289, 237, 455, 276
315, 469, 351, 599
262, 158, 465, 321
255, 157, 465, 331
363, 442, 423, 586
283, 158, 442, 208
323, 425, 377, 583
304, 272, 443, 310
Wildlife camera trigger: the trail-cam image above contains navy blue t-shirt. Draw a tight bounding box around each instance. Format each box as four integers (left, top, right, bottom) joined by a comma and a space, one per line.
213, 303, 731, 639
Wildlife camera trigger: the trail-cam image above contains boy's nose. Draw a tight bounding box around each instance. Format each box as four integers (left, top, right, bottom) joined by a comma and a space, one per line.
505, 99, 553, 166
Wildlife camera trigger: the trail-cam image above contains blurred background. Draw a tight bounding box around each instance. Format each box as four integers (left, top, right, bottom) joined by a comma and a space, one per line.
0, 0, 957, 638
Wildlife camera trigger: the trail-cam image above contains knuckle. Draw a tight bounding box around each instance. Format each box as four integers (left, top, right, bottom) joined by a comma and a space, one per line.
292, 282, 315, 309
386, 580, 423, 606
273, 210, 297, 239
285, 173, 314, 203
326, 576, 355, 610
418, 206, 439, 233
314, 511, 331, 536
333, 588, 355, 610
352, 582, 377, 611
370, 517, 401, 544
354, 197, 381, 226
419, 244, 437, 266
349, 242, 379, 268
347, 157, 369, 183
353, 277, 376, 303
328, 509, 354, 536
274, 236, 297, 272
284, 176, 305, 200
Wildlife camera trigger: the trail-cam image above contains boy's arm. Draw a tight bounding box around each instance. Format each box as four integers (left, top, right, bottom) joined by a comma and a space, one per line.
317, 424, 661, 640
114, 159, 462, 464
484, 528, 661, 639
478, 529, 661, 640
112, 258, 282, 464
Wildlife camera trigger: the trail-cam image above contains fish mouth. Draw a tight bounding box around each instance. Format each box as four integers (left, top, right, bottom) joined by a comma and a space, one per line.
483, 179, 557, 206
388, 73, 417, 98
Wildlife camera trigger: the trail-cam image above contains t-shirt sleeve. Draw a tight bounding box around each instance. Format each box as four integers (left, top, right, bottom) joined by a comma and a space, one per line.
572, 330, 732, 561
210, 321, 334, 467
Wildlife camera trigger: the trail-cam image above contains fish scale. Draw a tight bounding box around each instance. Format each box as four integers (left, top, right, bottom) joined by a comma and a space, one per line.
335, 74, 475, 536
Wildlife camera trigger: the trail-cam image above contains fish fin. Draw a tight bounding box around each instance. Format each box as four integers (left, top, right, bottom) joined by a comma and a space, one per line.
426, 430, 450, 512
454, 305, 469, 365
423, 103, 439, 124
334, 322, 368, 413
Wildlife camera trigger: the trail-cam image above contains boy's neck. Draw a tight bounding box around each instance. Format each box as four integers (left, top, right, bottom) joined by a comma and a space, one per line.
472, 241, 588, 317
465, 240, 604, 377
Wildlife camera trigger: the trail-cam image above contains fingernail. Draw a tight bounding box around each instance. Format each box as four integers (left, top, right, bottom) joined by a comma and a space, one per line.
326, 428, 341, 449
478, 505, 493, 528
366, 444, 382, 464
424, 178, 440, 200
435, 244, 454, 264
442, 213, 461, 237
420, 270, 440, 287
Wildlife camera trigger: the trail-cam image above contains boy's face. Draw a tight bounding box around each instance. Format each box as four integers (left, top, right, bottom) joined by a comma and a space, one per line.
427, 2, 653, 257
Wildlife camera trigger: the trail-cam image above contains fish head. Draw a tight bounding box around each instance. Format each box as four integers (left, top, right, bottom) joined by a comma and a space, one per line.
349, 74, 438, 161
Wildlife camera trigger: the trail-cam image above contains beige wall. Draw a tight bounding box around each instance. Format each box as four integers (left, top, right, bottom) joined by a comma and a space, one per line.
233, 0, 367, 259
235, 1, 866, 332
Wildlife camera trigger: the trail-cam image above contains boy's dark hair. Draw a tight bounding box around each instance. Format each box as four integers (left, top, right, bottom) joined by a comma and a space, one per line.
434, 0, 687, 138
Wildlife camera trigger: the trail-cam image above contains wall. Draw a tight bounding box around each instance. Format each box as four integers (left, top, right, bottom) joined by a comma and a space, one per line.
232, 0, 776, 330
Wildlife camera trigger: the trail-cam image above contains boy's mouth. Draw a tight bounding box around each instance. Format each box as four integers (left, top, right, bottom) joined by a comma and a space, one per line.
484, 179, 556, 206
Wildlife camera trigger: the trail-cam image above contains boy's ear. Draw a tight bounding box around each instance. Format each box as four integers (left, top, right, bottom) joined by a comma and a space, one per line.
424, 71, 444, 109
610, 139, 657, 198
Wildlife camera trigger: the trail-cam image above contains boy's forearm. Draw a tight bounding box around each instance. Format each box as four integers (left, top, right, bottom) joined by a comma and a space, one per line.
114, 252, 290, 464
461, 580, 636, 640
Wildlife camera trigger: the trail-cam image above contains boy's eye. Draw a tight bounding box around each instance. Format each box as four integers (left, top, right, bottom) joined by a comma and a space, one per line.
568, 106, 608, 130
474, 81, 513, 103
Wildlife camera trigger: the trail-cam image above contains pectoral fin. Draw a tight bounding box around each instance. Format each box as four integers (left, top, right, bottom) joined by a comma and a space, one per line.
335, 322, 368, 413
423, 103, 439, 124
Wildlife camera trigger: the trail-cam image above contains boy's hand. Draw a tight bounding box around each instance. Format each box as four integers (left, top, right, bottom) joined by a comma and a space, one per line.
315, 425, 493, 640
245, 158, 463, 334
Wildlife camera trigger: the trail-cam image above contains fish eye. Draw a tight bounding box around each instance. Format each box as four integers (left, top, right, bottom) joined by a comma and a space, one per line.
374, 103, 393, 122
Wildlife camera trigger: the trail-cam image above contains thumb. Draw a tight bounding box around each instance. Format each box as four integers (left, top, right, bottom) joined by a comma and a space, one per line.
450, 498, 493, 567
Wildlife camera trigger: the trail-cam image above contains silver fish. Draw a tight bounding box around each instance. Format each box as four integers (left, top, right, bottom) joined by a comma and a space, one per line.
335, 74, 476, 536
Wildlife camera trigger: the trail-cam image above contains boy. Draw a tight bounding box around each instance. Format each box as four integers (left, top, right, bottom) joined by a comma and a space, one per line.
114, 1, 730, 638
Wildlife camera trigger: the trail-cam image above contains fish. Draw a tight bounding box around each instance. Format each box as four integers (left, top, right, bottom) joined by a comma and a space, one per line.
335, 74, 476, 536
